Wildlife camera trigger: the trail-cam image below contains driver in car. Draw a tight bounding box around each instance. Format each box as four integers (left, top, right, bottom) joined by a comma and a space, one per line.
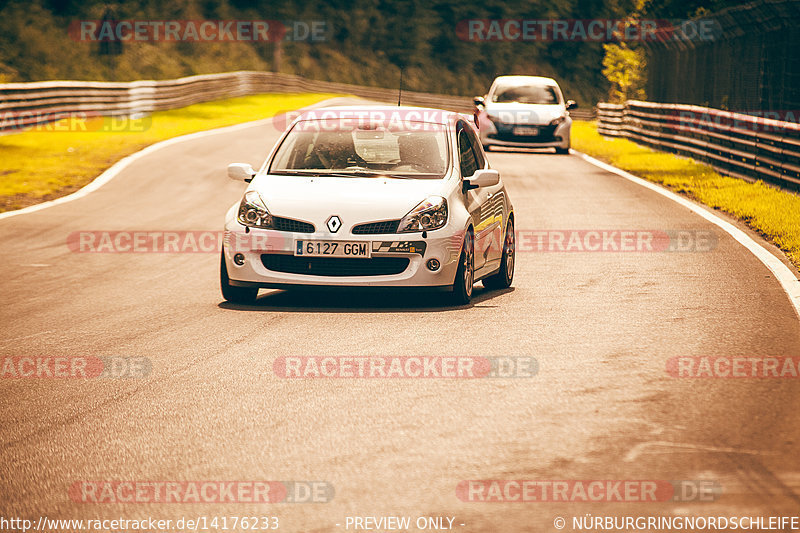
308, 131, 365, 169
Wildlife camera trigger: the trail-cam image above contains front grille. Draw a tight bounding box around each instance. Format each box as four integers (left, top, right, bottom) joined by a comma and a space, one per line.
261, 254, 409, 277
352, 220, 400, 234
488, 123, 559, 143
272, 216, 315, 233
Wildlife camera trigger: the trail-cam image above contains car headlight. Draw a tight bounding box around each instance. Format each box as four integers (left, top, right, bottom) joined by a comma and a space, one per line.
549, 116, 566, 126
398, 196, 448, 233
482, 115, 499, 134
488, 114, 504, 126
237, 190, 273, 228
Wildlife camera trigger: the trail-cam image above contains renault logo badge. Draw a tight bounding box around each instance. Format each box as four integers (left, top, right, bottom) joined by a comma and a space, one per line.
326, 215, 342, 233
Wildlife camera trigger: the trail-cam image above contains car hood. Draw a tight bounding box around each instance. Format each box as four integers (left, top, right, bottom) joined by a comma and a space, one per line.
249, 173, 453, 228
484, 102, 565, 125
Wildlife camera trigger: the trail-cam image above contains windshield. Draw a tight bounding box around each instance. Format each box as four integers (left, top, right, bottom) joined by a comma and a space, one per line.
492, 84, 560, 104
269, 120, 449, 179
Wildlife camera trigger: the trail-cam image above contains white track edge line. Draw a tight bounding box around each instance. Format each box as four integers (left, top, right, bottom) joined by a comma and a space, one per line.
0, 98, 345, 221
575, 150, 800, 320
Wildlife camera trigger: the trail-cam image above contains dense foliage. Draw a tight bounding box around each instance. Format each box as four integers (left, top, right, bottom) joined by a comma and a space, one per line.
0, 0, 750, 104
0, 0, 646, 104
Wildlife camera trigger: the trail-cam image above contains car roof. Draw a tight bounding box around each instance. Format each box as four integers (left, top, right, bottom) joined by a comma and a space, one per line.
293, 105, 460, 125
492, 75, 559, 86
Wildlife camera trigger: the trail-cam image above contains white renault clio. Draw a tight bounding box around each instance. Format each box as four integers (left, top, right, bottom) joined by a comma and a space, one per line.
474, 75, 577, 153
221, 106, 515, 305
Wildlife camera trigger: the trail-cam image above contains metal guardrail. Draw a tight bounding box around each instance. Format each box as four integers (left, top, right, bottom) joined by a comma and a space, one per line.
567, 108, 596, 122
0, 70, 596, 132
0, 71, 475, 131
597, 100, 800, 189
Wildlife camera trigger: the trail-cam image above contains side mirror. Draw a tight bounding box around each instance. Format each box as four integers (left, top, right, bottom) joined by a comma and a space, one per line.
473, 96, 485, 107
228, 163, 256, 182
566, 100, 578, 110
463, 169, 500, 192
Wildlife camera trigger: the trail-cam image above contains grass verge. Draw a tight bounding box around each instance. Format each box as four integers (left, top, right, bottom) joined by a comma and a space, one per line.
571, 120, 800, 269
0, 92, 340, 212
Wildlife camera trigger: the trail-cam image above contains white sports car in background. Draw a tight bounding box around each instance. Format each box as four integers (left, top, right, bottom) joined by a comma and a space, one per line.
474, 75, 577, 154
221, 106, 515, 305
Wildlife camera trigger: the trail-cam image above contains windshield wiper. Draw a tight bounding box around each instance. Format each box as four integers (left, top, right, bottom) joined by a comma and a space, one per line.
272, 169, 424, 179
324, 170, 401, 178
269, 170, 326, 176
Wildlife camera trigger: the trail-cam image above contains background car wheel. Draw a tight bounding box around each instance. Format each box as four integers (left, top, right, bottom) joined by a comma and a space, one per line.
451, 232, 474, 305
483, 220, 515, 290
555, 147, 570, 154
220, 252, 258, 304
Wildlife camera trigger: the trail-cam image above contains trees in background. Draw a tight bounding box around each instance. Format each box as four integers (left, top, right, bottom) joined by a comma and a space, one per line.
0, 0, 647, 105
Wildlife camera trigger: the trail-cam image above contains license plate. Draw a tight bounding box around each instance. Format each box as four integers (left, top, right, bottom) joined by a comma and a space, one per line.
295, 240, 371, 258
513, 126, 539, 136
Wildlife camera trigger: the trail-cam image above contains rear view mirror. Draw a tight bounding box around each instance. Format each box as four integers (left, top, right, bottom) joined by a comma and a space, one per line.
566, 100, 578, 110
473, 96, 485, 107
227, 163, 256, 182
471, 169, 500, 187
463, 169, 500, 192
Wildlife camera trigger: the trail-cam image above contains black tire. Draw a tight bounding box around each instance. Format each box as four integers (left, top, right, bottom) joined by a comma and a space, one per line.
555, 147, 570, 154
220, 252, 258, 304
451, 231, 474, 305
483, 220, 515, 290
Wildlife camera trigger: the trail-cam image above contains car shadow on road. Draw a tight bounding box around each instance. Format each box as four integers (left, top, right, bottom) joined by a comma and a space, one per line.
486, 147, 566, 155
217, 286, 514, 313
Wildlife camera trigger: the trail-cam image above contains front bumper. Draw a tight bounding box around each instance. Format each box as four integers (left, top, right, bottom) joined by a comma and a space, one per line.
222, 222, 463, 289
481, 120, 571, 149
484, 137, 566, 149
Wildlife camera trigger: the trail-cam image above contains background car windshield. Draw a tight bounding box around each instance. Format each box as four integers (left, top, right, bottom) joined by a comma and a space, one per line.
270, 121, 449, 178
492, 84, 560, 104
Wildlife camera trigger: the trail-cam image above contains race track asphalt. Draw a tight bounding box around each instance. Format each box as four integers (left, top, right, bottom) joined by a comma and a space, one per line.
2, 99, 800, 532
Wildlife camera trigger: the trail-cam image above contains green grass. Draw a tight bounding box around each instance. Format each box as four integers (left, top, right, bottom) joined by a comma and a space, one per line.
0, 92, 340, 211
571, 120, 800, 268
